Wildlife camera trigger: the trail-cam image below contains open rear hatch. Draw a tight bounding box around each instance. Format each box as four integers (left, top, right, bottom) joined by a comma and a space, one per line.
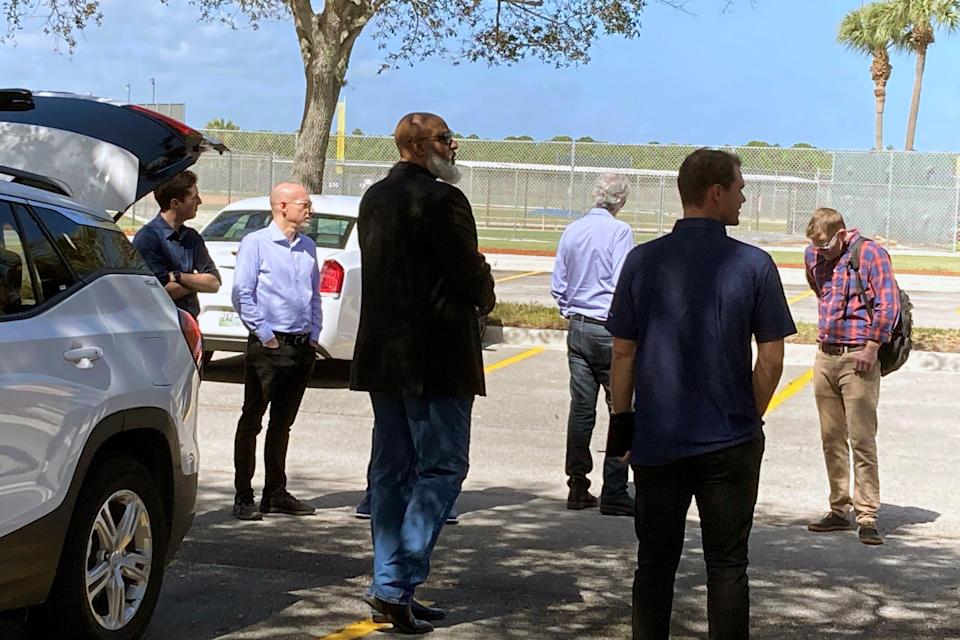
0, 88, 226, 219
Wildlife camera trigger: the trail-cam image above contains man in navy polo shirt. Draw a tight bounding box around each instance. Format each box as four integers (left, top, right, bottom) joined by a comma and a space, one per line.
607, 149, 796, 640
133, 170, 221, 318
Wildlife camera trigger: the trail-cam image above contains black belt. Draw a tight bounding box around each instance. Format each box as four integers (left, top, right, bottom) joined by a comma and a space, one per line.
569, 313, 606, 326
271, 331, 311, 346
819, 343, 865, 355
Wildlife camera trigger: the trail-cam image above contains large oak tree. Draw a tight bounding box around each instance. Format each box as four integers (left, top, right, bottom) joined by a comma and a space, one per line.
3, 0, 701, 191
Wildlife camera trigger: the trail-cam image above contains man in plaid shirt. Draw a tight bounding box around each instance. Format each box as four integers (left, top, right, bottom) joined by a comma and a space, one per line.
803, 207, 900, 546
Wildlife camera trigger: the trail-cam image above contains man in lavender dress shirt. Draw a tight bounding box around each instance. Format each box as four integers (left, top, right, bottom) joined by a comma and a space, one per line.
551, 172, 635, 516
230, 182, 322, 521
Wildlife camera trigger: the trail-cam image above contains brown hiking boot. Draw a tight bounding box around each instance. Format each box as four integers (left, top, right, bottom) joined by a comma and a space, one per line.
807, 512, 855, 532
858, 525, 883, 545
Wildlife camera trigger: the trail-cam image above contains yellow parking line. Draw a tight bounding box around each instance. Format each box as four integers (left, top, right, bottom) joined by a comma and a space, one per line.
787, 290, 814, 305
494, 270, 544, 284
764, 368, 814, 417
484, 347, 545, 373
318, 619, 390, 640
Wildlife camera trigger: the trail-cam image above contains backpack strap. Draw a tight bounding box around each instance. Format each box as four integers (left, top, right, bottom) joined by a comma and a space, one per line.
845, 237, 874, 321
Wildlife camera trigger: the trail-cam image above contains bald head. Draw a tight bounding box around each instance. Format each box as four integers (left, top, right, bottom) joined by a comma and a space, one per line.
268, 182, 312, 239
393, 112, 460, 182
394, 112, 446, 158
270, 182, 308, 210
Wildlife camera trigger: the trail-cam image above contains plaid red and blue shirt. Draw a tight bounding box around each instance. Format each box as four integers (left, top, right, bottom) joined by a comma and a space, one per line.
803, 230, 900, 345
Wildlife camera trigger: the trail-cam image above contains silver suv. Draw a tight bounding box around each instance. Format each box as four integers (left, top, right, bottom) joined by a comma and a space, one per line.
0, 89, 224, 639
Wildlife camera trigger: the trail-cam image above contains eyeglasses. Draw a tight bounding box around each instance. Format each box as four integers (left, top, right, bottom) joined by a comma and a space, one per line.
816, 231, 841, 251
414, 131, 455, 146
285, 200, 313, 211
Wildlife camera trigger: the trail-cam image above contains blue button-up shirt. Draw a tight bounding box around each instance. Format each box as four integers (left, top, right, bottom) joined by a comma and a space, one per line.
551, 208, 634, 321
607, 218, 796, 465
231, 221, 322, 344
132, 214, 221, 317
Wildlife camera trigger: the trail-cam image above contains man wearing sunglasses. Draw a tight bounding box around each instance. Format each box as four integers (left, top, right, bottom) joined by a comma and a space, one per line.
350, 113, 495, 633
803, 207, 900, 545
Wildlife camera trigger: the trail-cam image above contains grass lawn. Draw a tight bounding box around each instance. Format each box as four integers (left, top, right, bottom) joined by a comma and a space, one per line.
488, 302, 960, 352
769, 250, 960, 275
477, 228, 960, 274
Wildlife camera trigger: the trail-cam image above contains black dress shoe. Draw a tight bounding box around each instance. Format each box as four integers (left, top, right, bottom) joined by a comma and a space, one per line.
259, 490, 315, 516
373, 599, 446, 623
232, 497, 263, 521
373, 600, 447, 624
363, 595, 433, 634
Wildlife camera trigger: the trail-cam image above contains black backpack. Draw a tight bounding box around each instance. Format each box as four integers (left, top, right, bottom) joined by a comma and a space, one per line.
847, 237, 913, 376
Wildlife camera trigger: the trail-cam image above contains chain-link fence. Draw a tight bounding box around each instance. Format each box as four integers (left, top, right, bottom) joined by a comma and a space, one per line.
187, 130, 960, 251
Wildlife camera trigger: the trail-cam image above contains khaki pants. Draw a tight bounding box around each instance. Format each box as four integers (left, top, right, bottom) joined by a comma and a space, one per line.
812, 350, 881, 526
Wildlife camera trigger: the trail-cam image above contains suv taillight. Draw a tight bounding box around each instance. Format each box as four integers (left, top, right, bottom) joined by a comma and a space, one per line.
127, 104, 198, 139
178, 309, 203, 369
319, 259, 344, 297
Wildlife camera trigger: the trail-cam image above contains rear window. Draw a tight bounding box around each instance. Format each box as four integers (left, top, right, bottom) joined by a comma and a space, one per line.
202, 210, 355, 249
30, 206, 151, 278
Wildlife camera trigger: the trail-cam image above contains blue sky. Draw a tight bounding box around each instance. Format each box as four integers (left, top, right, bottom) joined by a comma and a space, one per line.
2, 0, 959, 150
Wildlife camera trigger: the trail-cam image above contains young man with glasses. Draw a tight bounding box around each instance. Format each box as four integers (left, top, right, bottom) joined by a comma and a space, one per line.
803, 207, 900, 545
230, 182, 322, 521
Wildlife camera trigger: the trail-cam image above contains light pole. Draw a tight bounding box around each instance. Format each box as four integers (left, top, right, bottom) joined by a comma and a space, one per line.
125, 83, 131, 103
151, 78, 156, 105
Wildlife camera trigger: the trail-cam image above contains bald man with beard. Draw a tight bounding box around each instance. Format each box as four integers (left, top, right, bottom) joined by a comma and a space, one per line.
350, 113, 495, 634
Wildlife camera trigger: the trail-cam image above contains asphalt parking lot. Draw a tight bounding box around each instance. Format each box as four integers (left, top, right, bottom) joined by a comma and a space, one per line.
127, 325, 960, 640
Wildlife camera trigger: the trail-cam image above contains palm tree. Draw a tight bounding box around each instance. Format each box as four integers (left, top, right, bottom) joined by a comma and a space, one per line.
880, 0, 960, 150
205, 118, 239, 131
837, 4, 901, 150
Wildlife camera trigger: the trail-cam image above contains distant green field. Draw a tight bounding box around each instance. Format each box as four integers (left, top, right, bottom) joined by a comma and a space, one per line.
479, 229, 960, 273
769, 250, 960, 275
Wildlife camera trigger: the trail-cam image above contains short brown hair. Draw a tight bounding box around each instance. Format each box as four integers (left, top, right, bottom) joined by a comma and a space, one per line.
677, 149, 742, 207
805, 207, 845, 241
154, 170, 198, 210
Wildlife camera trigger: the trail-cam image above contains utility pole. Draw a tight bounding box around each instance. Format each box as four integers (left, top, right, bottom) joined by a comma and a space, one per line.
151, 78, 156, 105
125, 83, 131, 103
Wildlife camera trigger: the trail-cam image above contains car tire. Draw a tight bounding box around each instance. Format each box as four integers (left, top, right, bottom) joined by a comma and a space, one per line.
29, 455, 169, 640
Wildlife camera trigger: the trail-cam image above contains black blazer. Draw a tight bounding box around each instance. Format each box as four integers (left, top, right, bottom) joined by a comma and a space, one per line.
349, 162, 496, 397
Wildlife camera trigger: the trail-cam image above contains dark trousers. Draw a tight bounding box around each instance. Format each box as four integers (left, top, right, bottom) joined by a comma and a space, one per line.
566, 317, 629, 500
368, 393, 472, 604
631, 435, 764, 640
234, 336, 316, 498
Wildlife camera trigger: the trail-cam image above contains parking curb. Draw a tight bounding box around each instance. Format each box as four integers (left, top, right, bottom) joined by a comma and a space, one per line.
485, 326, 960, 374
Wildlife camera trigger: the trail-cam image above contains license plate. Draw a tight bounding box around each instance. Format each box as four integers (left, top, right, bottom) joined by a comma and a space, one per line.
218, 311, 242, 327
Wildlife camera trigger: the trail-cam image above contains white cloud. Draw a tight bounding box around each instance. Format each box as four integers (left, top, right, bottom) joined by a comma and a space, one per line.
158, 40, 190, 61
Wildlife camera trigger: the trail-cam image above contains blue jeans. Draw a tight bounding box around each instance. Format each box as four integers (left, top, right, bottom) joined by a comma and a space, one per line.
367, 393, 472, 604
566, 317, 629, 500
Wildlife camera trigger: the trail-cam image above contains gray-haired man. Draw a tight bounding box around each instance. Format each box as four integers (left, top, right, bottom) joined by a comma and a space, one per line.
551, 172, 635, 515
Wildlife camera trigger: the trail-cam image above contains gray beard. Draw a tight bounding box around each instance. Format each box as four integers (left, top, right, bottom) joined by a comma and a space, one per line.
426, 153, 461, 184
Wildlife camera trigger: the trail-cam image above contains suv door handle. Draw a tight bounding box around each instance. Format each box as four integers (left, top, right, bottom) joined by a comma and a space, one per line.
64, 347, 103, 369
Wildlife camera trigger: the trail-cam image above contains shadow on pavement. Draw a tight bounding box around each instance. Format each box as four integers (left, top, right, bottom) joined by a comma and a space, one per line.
202, 354, 352, 389
143, 484, 957, 640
